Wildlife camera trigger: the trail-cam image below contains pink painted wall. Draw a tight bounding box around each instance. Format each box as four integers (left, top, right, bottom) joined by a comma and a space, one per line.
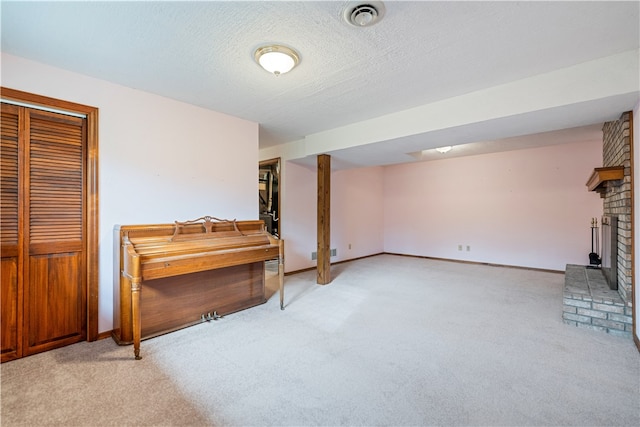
281, 162, 317, 272
383, 140, 604, 271
282, 162, 385, 272
331, 167, 385, 261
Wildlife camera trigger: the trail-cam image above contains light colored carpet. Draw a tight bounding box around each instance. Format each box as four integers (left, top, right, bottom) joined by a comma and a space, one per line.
2, 254, 639, 426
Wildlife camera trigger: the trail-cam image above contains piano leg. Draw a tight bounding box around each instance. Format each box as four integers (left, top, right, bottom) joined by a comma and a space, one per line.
131, 281, 142, 360
279, 257, 284, 310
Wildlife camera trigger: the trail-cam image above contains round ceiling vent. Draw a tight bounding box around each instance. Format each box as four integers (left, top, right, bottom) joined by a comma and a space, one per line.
343, 1, 386, 27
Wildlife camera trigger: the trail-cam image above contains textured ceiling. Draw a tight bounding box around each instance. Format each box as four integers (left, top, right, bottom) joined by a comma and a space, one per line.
2, 1, 639, 167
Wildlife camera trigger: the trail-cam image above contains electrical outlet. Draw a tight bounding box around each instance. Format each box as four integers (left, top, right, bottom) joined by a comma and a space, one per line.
331, 248, 337, 257
458, 244, 462, 251
348, 243, 352, 250
466, 245, 471, 251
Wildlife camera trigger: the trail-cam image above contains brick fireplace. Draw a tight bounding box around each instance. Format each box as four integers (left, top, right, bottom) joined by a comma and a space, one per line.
563, 112, 633, 338
602, 112, 633, 304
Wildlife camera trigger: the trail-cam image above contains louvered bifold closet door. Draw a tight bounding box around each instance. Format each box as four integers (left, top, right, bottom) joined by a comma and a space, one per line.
1, 104, 22, 362
24, 109, 87, 355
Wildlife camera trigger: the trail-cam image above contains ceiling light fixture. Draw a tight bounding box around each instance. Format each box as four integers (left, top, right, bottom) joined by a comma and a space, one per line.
343, 2, 386, 27
436, 146, 453, 154
254, 45, 300, 76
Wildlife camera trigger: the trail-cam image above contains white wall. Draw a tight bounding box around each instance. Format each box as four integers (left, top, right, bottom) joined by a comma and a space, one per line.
2, 53, 259, 333
383, 141, 603, 271
281, 161, 385, 272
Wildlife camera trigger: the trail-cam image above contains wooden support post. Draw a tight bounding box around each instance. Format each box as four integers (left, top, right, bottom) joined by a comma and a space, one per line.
317, 154, 331, 285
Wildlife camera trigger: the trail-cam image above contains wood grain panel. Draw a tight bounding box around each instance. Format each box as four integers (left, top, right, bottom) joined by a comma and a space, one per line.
26, 252, 85, 354
1, 88, 100, 351
28, 111, 84, 245
1, 105, 19, 252
1, 257, 20, 362
317, 154, 331, 284
22, 108, 87, 356
140, 262, 265, 338
1, 103, 22, 361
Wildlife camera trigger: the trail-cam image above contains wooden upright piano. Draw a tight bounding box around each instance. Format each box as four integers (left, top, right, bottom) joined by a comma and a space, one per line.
112, 216, 284, 360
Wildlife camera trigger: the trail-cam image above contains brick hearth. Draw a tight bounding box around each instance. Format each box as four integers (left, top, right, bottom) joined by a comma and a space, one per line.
563, 264, 632, 338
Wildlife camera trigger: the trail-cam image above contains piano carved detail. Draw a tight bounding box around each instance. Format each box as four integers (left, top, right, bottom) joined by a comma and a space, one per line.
170, 215, 243, 240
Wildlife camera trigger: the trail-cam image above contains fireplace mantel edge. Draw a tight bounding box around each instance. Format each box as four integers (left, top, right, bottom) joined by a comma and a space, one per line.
586, 166, 624, 197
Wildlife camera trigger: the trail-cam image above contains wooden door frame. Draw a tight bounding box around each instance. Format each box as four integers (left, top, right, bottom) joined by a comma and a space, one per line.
259, 158, 281, 237
1, 87, 99, 342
